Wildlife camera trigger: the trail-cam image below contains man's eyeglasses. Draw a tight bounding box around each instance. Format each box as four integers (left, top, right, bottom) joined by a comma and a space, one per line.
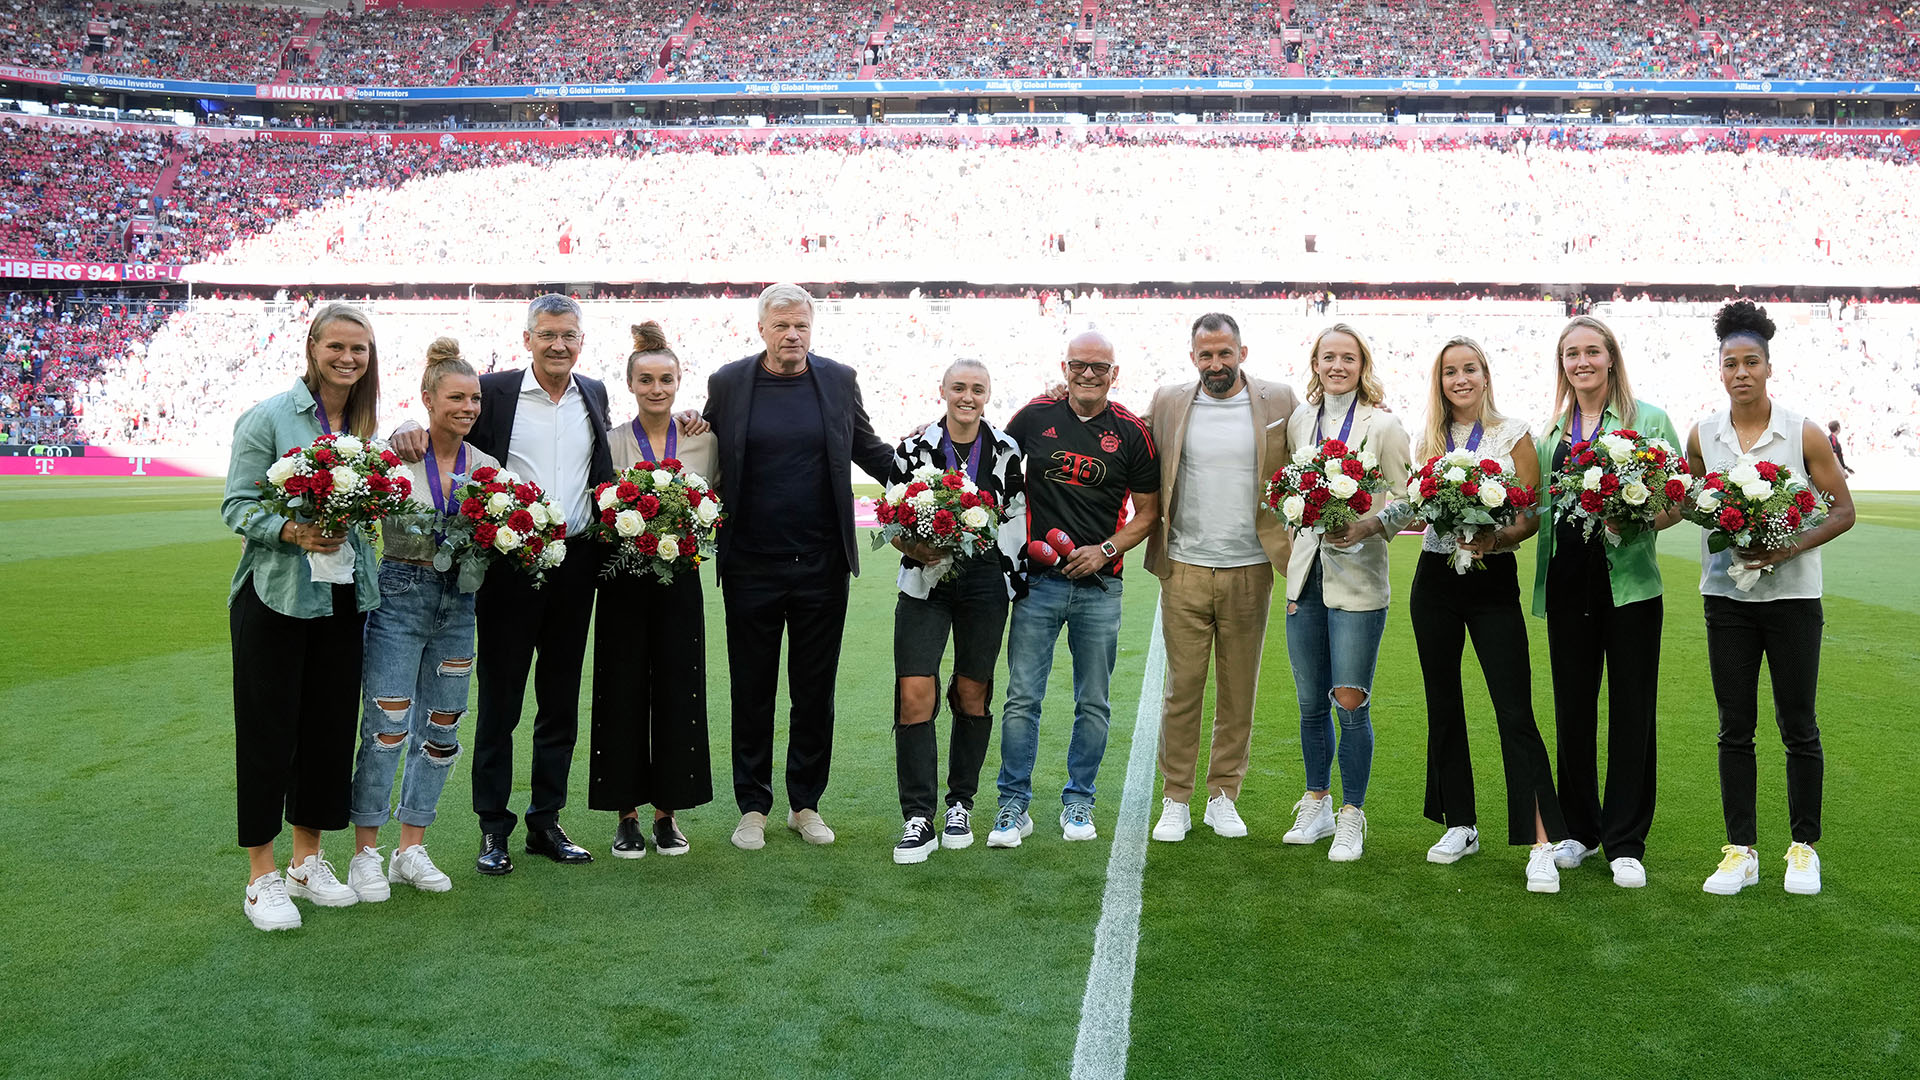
1066, 361, 1114, 377
532, 330, 584, 346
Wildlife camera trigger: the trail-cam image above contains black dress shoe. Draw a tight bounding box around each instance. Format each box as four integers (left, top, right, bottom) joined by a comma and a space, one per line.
476, 832, 514, 876
653, 815, 690, 856
526, 823, 593, 864
611, 816, 647, 860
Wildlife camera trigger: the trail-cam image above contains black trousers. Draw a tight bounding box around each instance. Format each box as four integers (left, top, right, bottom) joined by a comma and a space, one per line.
588, 568, 713, 815
470, 546, 599, 838
722, 548, 850, 815
1410, 552, 1568, 846
231, 581, 365, 848
1547, 592, 1663, 862
1705, 595, 1824, 846
893, 558, 1008, 819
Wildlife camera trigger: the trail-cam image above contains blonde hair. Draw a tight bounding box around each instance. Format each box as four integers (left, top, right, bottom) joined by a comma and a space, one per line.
627, 320, 680, 381
303, 302, 381, 438
1304, 322, 1385, 407
1417, 336, 1507, 462
420, 336, 476, 395
1552, 316, 1637, 435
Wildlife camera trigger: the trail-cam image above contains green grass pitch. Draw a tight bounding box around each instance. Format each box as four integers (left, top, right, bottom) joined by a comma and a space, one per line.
2, 476, 1915, 1079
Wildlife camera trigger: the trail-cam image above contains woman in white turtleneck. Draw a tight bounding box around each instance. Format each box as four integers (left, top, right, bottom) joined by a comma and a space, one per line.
1277, 323, 1412, 863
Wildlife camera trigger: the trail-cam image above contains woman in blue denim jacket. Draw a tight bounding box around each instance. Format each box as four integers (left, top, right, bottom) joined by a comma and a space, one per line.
222, 302, 385, 932
344, 339, 499, 902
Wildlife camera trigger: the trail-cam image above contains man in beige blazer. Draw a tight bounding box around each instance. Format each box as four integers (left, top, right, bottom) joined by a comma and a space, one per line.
1141, 313, 1300, 841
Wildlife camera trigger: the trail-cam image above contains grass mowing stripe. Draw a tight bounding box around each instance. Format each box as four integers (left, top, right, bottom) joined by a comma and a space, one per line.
1071, 607, 1167, 1080
0, 508, 233, 561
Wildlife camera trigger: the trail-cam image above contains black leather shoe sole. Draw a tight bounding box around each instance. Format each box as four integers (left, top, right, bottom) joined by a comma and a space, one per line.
475, 852, 514, 876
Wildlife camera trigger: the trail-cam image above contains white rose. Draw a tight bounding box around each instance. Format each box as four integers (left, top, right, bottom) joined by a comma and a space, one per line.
540, 540, 567, 566
332, 435, 364, 458
1443, 466, 1467, 484
912, 465, 943, 484
1291, 443, 1318, 466
527, 502, 549, 528
960, 479, 979, 494
1406, 476, 1424, 501
597, 486, 621, 511
1442, 448, 1473, 467
486, 492, 513, 516
1581, 466, 1605, 492
495, 469, 522, 486
614, 509, 643, 537
1740, 480, 1775, 502
884, 483, 908, 504
330, 465, 360, 494
683, 471, 709, 491
1359, 449, 1380, 470
695, 499, 721, 526
266, 455, 301, 486
1282, 494, 1306, 524
1605, 441, 1634, 466
1695, 490, 1721, 512
1620, 481, 1650, 506
910, 489, 939, 509
1328, 474, 1359, 500
1323, 457, 1346, 474
656, 533, 679, 554
1727, 462, 1760, 485
493, 526, 522, 552
1478, 483, 1508, 509
961, 506, 990, 529
651, 469, 674, 488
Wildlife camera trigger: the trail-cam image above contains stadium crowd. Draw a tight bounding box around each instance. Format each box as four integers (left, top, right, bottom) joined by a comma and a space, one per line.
0, 291, 167, 445
2, 0, 1915, 83
0, 121, 169, 263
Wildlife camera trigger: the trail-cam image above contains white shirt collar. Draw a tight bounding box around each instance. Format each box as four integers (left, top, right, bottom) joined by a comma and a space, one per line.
519, 366, 579, 400
1714, 401, 1789, 454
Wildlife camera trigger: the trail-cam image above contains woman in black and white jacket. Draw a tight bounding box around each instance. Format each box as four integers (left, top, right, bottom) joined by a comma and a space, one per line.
886, 359, 1028, 864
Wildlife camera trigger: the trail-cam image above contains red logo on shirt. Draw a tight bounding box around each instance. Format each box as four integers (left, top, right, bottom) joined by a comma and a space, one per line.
1041, 427, 1058, 439
1099, 432, 1121, 453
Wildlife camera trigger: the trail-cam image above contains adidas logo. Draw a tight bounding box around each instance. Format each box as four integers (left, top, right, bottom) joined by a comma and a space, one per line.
1042, 427, 1057, 438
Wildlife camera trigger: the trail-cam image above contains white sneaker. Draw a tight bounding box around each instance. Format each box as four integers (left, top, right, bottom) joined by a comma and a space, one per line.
1525, 844, 1561, 894
285, 852, 359, 907
346, 845, 390, 903
787, 808, 836, 845
731, 811, 768, 850
1061, 802, 1097, 842
1427, 826, 1480, 865
244, 870, 301, 931
389, 844, 453, 893
1203, 794, 1248, 839
1610, 856, 1648, 888
1152, 798, 1191, 842
1703, 845, 1759, 895
1553, 838, 1598, 869
987, 807, 1033, 849
1282, 793, 1336, 845
1327, 805, 1367, 862
1783, 842, 1822, 895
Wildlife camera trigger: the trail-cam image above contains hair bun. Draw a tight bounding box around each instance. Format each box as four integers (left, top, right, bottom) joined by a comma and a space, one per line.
1714, 300, 1775, 344
425, 336, 463, 364
631, 321, 668, 352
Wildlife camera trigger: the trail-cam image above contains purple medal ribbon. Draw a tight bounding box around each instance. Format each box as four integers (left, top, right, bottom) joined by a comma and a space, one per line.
424, 440, 466, 546
1445, 421, 1484, 453
1315, 397, 1358, 445
316, 403, 332, 435
1570, 408, 1599, 446
633, 418, 676, 465
940, 422, 984, 484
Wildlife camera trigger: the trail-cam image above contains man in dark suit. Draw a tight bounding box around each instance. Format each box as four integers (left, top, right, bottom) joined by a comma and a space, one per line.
394, 293, 615, 874
704, 283, 894, 850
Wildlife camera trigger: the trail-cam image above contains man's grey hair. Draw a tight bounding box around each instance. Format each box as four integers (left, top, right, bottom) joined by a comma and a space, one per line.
757, 283, 815, 323
526, 293, 584, 332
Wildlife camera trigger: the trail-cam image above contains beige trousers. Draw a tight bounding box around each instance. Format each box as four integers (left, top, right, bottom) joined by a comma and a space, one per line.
1157, 560, 1276, 803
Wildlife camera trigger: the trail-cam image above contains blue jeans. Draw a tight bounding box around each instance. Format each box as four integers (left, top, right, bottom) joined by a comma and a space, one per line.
1286, 558, 1387, 808
349, 562, 476, 829
997, 571, 1124, 811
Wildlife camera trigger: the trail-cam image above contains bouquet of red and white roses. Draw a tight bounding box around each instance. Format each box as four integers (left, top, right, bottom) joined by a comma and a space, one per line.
588, 458, 723, 583
1682, 456, 1828, 591
870, 465, 1004, 575
441, 465, 569, 591
1404, 448, 1541, 573
1549, 427, 1689, 547
259, 432, 419, 583
1263, 437, 1387, 540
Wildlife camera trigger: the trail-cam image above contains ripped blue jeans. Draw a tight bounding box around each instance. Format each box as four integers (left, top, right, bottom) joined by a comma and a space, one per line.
349, 562, 475, 828
1285, 558, 1388, 808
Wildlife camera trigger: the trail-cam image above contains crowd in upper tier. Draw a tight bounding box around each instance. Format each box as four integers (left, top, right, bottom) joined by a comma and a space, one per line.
0, 0, 1914, 84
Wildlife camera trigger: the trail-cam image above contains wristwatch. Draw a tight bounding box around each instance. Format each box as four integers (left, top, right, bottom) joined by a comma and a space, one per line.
1099, 539, 1119, 559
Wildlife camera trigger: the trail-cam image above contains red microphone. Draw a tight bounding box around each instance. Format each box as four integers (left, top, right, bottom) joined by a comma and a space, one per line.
1026, 540, 1061, 567
1046, 528, 1076, 559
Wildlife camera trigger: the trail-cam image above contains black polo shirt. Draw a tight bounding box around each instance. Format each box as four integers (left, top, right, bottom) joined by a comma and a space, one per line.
1005, 396, 1159, 577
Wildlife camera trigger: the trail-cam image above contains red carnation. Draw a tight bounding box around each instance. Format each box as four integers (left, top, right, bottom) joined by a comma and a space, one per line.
904, 481, 930, 498
1718, 508, 1747, 531
1616, 429, 1640, 440
1306, 487, 1331, 507
462, 497, 486, 520
484, 482, 507, 495
959, 491, 981, 509
616, 481, 640, 503
314, 448, 338, 467
472, 466, 498, 483
662, 458, 683, 470
941, 473, 965, 491
1350, 491, 1372, 514
678, 535, 698, 556
1705, 474, 1726, 491
1267, 491, 1281, 509
636, 534, 660, 555
473, 523, 498, 545
1342, 459, 1365, 480
686, 488, 703, 507
600, 508, 617, 526
1755, 461, 1780, 482
1479, 459, 1501, 475
513, 483, 539, 504
1507, 485, 1530, 508
638, 494, 661, 519
282, 447, 302, 458
391, 475, 411, 498
1419, 462, 1436, 479
1665, 478, 1688, 501
875, 502, 895, 524
931, 509, 958, 537
1650, 448, 1668, 466
1577, 451, 1598, 467
1302, 505, 1322, 526
527, 537, 545, 556
507, 509, 536, 534
1419, 477, 1440, 499
1320, 439, 1349, 457
1301, 471, 1324, 490
552, 523, 566, 539
367, 475, 392, 493
1461, 481, 1480, 497
1793, 489, 1817, 511
1785, 507, 1803, 529
379, 450, 401, 468
897, 503, 917, 525
1599, 474, 1622, 496
980, 492, 996, 507
283, 474, 308, 495
637, 461, 656, 471
307, 470, 334, 496
1578, 490, 1603, 513
1570, 440, 1590, 455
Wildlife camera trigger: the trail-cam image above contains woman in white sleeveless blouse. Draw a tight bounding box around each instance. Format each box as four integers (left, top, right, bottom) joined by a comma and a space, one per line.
1685, 301, 1855, 898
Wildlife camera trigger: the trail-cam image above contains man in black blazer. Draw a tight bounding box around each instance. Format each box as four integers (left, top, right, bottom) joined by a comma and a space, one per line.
394, 293, 614, 874
704, 284, 894, 850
